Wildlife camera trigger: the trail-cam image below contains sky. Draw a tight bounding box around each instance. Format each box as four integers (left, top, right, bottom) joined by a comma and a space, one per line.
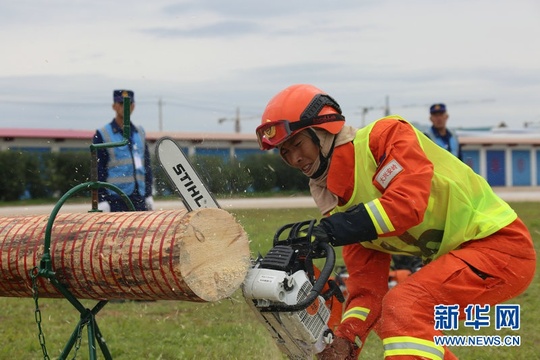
0, 0, 539, 134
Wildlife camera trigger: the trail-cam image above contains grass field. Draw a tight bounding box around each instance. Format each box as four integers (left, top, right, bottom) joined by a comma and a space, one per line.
0, 204, 538, 359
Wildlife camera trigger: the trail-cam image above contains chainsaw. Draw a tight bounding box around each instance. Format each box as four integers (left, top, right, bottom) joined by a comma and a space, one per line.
156, 137, 345, 359
242, 219, 345, 358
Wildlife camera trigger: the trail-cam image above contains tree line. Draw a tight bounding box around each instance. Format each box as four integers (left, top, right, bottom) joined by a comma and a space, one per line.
0, 151, 309, 201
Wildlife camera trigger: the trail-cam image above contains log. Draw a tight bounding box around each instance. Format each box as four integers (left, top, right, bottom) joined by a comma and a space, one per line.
0, 208, 251, 302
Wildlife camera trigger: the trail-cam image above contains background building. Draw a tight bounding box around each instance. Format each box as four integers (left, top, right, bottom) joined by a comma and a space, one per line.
2, 127, 540, 188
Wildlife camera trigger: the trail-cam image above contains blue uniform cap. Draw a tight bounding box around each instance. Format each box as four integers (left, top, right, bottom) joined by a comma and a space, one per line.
430, 103, 446, 114
113, 90, 135, 103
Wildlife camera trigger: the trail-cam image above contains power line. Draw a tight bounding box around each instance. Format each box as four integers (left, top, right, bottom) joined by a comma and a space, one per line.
0, 99, 108, 107
218, 107, 260, 133
356, 96, 496, 127
356, 95, 390, 127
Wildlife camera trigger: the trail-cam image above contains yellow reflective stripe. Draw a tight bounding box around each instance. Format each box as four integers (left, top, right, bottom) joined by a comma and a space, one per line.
365, 199, 395, 234
383, 336, 444, 360
342, 306, 370, 322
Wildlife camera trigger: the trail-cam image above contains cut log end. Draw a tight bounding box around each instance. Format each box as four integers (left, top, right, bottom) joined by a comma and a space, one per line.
178, 208, 251, 302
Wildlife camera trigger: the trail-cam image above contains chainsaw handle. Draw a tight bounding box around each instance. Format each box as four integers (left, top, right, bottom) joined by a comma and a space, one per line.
261, 241, 335, 312
305, 241, 334, 296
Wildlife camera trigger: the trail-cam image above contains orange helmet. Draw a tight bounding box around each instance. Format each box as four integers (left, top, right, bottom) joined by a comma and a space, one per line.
256, 84, 345, 150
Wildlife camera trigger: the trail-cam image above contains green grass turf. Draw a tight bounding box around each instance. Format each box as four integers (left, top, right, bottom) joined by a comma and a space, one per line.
0, 203, 538, 359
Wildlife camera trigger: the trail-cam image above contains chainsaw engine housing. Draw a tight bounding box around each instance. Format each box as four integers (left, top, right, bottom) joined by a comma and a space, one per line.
243, 242, 335, 359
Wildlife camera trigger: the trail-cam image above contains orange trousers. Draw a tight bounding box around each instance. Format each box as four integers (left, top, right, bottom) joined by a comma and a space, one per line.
377, 218, 536, 359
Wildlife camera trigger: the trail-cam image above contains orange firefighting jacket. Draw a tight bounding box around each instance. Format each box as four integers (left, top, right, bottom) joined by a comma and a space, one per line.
325, 116, 517, 344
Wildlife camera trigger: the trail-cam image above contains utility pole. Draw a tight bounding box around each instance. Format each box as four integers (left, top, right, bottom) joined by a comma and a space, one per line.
158, 98, 164, 132
218, 106, 241, 133
357, 97, 389, 127
359, 107, 374, 127
234, 106, 240, 133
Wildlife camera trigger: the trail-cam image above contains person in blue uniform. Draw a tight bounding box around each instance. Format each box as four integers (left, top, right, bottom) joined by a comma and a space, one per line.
424, 103, 462, 160
92, 89, 154, 212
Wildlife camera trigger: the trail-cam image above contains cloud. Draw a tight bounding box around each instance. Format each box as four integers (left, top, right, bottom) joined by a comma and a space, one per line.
161, 0, 370, 18
143, 20, 261, 38
1, 0, 539, 133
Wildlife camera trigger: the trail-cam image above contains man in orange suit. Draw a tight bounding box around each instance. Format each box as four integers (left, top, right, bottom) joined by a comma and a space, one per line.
255, 84, 536, 359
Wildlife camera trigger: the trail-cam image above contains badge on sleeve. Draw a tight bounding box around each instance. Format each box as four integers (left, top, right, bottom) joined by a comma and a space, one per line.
375, 159, 403, 189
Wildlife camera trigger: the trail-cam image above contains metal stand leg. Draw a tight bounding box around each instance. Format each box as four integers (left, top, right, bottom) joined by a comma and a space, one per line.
56, 300, 112, 360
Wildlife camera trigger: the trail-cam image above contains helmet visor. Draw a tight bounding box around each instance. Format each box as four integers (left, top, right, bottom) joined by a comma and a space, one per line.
256, 120, 292, 150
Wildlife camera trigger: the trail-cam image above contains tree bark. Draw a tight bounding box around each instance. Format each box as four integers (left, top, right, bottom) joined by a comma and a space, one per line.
0, 208, 250, 302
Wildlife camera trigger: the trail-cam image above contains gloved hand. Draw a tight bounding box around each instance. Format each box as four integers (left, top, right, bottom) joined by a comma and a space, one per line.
317, 336, 357, 360
310, 224, 332, 258
145, 196, 155, 211
98, 201, 111, 212
311, 224, 332, 243
316, 203, 378, 247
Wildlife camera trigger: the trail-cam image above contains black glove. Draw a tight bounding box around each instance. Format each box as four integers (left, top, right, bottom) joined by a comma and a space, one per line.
310, 225, 332, 257
311, 224, 332, 243
316, 203, 378, 247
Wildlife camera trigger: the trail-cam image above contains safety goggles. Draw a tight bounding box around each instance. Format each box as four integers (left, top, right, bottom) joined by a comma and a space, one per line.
256, 120, 295, 150
256, 113, 344, 150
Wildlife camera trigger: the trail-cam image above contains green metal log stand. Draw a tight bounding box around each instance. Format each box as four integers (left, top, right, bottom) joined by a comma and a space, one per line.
30, 98, 135, 360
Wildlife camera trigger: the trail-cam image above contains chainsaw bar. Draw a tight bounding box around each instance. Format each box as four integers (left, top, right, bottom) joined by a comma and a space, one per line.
155, 137, 220, 211
155, 136, 326, 359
